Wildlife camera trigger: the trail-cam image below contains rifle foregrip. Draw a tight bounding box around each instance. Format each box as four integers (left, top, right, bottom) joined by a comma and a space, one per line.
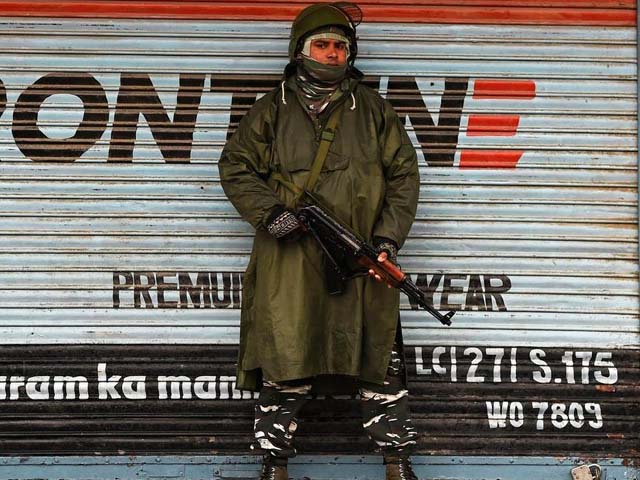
358, 256, 405, 286
378, 258, 406, 283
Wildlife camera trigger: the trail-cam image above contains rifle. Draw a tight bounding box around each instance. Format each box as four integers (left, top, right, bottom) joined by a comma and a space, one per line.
295, 192, 454, 326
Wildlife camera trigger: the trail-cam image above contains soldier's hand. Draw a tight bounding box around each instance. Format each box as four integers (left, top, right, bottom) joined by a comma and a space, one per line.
266, 207, 303, 242
368, 251, 392, 288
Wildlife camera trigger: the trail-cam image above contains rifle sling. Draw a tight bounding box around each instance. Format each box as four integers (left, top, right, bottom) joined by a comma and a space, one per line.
270, 102, 344, 206
269, 101, 347, 294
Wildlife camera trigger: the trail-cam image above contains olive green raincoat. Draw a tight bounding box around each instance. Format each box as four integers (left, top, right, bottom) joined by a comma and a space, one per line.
219, 67, 419, 392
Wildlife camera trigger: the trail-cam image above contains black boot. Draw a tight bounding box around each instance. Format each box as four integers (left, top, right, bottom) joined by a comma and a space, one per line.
384, 454, 418, 480
258, 455, 288, 480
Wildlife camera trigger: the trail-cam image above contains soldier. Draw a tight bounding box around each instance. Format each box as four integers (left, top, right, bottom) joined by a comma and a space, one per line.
219, 2, 421, 479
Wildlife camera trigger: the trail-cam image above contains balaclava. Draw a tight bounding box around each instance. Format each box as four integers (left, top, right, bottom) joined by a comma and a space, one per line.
295, 26, 351, 114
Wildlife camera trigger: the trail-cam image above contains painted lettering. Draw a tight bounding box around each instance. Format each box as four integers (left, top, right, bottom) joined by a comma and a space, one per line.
461, 79, 536, 168
488, 401, 603, 430
133, 271, 156, 308
98, 362, 122, 399
12, 73, 109, 162
194, 376, 217, 399
157, 374, 255, 400
96, 363, 147, 400
122, 376, 147, 400
415, 347, 619, 386
25, 376, 50, 400
530, 349, 552, 383
114, 271, 243, 309
113, 271, 133, 308
483, 275, 511, 311
158, 375, 192, 400
485, 401, 509, 428
2, 73, 538, 168
109, 73, 205, 162
178, 272, 211, 308
53, 376, 89, 400
440, 274, 466, 310
211, 75, 281, 142
0, 365, 261, 401
408, 273, 442, 309
156, 271, 178, 308
387, 77, 468, 167
409, 273, 512, 311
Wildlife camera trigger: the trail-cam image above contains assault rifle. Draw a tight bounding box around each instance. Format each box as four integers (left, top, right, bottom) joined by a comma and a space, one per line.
295, 192, 454, 326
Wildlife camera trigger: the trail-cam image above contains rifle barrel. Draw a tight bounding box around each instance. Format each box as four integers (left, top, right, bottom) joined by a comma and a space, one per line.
401, 280, 455, 326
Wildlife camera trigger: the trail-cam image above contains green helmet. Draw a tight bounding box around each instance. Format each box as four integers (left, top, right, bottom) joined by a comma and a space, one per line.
288, 2, 360, 64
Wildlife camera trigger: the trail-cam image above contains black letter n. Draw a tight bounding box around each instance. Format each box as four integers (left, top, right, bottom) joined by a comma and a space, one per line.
109, 73, 205, 162
387, 77, 468, 167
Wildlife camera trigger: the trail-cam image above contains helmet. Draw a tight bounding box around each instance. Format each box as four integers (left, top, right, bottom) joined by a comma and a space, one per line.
288, 2, 362, 65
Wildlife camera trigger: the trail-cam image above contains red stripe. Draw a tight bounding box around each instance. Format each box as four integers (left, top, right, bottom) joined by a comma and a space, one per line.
460, 150, 523, 168
474, 80, 537, 99
467, 115, 520, 136
387, 0, 633, 5
118, 0, 634, 5
0, 2, 635, 25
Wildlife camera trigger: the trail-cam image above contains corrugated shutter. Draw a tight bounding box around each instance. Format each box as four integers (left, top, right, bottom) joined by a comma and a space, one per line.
0, 1, 637, 462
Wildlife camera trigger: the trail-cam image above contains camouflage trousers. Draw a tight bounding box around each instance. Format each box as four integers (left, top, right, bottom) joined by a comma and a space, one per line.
253, 342, 419, 460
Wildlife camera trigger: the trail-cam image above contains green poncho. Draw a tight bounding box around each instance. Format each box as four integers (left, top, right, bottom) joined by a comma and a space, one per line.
219, 68, 419, 391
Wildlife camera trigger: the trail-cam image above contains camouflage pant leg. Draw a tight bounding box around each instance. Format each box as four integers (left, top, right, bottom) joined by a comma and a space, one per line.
253, 380, 312, 460
359, 342, 419, 455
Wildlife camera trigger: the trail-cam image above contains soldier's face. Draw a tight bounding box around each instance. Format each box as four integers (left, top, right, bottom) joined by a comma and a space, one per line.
309, 39, 348, 66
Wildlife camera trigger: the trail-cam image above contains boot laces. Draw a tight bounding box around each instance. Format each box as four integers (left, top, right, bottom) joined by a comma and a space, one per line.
259, 464, 277, 480
398, 458, 418, 480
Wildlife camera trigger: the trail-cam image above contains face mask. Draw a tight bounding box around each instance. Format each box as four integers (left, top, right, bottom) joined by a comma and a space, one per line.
300, 55, 348, 84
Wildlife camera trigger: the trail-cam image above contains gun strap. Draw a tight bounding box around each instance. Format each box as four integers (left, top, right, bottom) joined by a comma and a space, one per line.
270, 103, 344, 206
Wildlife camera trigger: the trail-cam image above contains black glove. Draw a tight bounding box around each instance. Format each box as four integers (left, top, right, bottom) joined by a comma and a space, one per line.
373, 236, 398, 263
266, 206, 303, 242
